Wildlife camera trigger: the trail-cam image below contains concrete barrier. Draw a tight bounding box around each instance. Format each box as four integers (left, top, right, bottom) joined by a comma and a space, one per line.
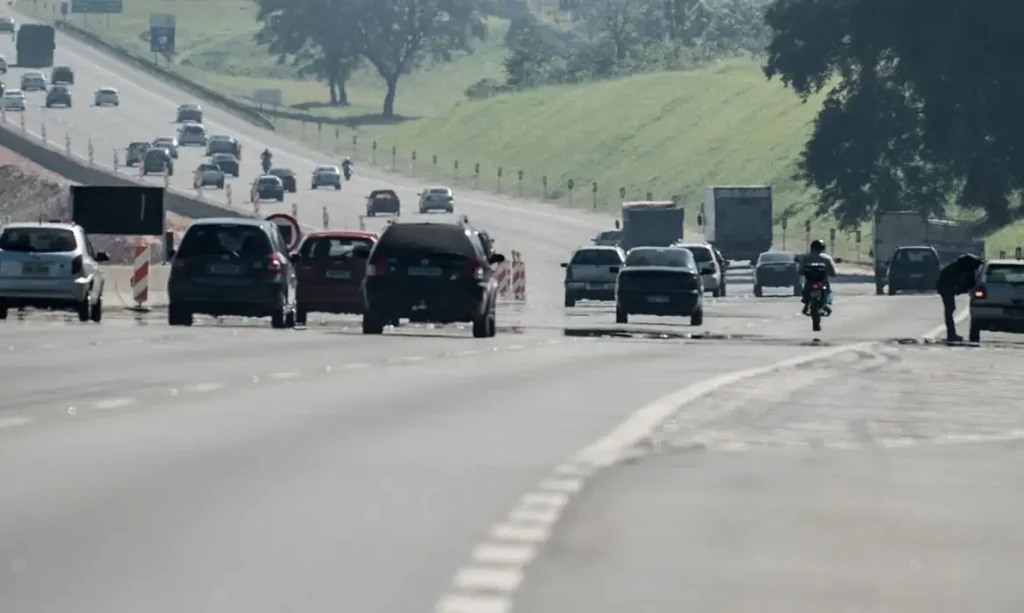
49, 20, 276, 132
0, 120, 249, 220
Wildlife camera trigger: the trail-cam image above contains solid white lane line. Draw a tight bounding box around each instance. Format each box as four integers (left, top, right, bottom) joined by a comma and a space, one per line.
0, 416, 32, 430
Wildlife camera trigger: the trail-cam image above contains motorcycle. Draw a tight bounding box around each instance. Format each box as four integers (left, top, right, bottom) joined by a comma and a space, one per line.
803, 262, 832, 332
260, 152, 272, 174
342, 163, 353, 180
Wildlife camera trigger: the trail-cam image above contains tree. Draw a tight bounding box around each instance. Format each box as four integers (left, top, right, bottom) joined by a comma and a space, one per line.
763, 0, 1024, 227
346, 0, 488, 118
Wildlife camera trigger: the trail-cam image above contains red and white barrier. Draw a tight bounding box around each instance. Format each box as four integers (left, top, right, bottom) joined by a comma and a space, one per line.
322, 206, 329, 229
292, 203, 299, 219
131, 244, 150, 306
497, 250, 526, 302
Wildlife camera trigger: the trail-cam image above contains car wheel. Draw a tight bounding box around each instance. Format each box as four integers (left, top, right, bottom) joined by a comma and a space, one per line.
89, 298, 102, 323
875, 283, 884, 295
615, 305, 628, 324
0, 305, 7, 320
690, 308, 703, 326
712, 287, 721, 298
472, 310, 490, 338
295, 306, 308, 326
334, 184, 341, 190
888, 284, 897, 296
969, 323, 981, 343
362, 310, 385, 334
76, 297, 90, 322
284, 309, 296, 328
487, 310, 497, 337
753, 284, 762, 297
720, 283, 727, 297
564, 293, 576, 308
167, 304, 193, 326
792, 284, 801, 296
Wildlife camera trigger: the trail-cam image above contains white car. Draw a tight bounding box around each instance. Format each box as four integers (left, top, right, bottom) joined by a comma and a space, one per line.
177, 122, 207, 146
968, 259, 1024, 342
94, 87, 119, 106
311, 165, 341, 189
20, 72, 46, 91
2, 90, 26, 111
193, 162, 225, 189
674, 242, 725, 297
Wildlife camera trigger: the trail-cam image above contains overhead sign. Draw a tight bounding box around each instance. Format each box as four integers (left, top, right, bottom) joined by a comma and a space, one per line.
150, 13, 176, 54
253, 88, 282, 106
61, 1, 69, 16
71, 0, 122, 14
69, 186, 165, 235
265, 213, 301, 251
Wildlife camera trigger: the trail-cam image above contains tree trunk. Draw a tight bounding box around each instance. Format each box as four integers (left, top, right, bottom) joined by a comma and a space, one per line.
382, 73, 399, 118
328, 77, 338, 104
335, 60, 350, 106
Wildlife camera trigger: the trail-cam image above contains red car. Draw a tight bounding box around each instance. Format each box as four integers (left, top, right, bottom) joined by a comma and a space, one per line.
292, 230, 377, 324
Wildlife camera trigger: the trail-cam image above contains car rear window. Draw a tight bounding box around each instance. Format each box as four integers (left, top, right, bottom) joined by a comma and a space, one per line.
428, 188, 450, 195
177, 225, 271, 258
374, 224, 476, 259
571, 249, 621, 266
183, 125, 204, 134
625, 248, 693, 268
0, 227, 77, 252
300, 236, 374, 259
985, 264, 1024, 283
372, 191, 398, 200
758, 252, 795, 264
679, 246, 713, 262
895, 249, 938, 264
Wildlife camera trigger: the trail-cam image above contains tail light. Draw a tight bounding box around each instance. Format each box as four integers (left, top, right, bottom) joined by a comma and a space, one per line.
367, 260, 389, 277
265, 253, 284, 275
467, 257, 486, 280
973, 285, 986, 299
71, 255, 82, 275
564, 265, 574, 281
811, 283, 821, 290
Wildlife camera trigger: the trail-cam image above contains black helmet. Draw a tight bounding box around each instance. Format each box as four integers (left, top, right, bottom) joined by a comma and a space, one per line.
810, 239, 826, 252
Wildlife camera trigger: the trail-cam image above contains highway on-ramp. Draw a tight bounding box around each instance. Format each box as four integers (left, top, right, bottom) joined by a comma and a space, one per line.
1, 11, 1021, 613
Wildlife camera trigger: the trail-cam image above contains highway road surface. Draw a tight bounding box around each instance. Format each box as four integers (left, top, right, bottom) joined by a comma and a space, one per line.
1, 10, 1022, 613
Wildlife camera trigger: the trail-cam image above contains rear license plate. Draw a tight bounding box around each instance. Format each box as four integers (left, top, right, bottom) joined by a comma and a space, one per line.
22, 263, 49, 275
326, 270, 351, 279
208, 264, 240, 274
586, 283, 606, 289
910, 273, 922, 278
408, 266, 442, 277
647, 295, 669, 303
809, 290, 822, 299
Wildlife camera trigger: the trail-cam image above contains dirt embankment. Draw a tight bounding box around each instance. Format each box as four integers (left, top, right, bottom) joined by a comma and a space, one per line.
0, 147, 190, 264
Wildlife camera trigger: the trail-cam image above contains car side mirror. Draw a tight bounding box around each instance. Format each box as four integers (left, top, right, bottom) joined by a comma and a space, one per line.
560, 262, 568, 268
609, 266, 619, 273
489, 253, 505, 264
95, 252, 109, 262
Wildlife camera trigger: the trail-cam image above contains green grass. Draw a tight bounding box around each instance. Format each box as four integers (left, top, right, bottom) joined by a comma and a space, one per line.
26, 0, 510, 122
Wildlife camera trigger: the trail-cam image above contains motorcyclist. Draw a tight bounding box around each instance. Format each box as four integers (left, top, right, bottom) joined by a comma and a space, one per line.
260, 148, 272, 173
935, 253, 984, 342
801, 239, 837, 315
341, 156, 354, 178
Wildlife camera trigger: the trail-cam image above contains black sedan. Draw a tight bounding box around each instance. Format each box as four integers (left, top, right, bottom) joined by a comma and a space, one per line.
45, 85, 71, 108
211, 153, 239, 177
753, 250, 801, 296
252, 175, 285, 202
615, 246, 704, 326
268, 167, 297, 193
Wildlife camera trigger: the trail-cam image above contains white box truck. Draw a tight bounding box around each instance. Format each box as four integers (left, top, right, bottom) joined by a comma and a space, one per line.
872, 211, 978, 294
699, 185, 773, 264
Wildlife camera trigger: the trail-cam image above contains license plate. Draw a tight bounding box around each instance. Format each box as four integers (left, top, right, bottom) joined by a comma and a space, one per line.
586, 283, 606, 289
408, 266, 442, 276
910, 273, 922, 278
809, 290, 822, 299
647, 295, 669, 303
208, 264, 240, 274
326, 270, 351, 279
21, 263, 49, 275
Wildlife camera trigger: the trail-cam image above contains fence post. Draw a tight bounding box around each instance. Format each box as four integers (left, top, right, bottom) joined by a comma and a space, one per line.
592, 181, 598, 209
567, 179, 574, 206
517, 170, 524, 197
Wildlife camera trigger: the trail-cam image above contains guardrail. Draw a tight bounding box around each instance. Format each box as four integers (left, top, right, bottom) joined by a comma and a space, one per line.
43, 19, 276, 132
0, 113, 249, 220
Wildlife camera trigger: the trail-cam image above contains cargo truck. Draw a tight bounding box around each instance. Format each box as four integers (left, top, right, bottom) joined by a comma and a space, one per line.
16, 24, 55, 68
698, 185, 773, 264
872, 211, 979, 294
619, 200, 685, 250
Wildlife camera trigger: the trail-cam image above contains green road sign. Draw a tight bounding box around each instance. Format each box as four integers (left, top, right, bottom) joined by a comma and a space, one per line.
72, 0, 123, 14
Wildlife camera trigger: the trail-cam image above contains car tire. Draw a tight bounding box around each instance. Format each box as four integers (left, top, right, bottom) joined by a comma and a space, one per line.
753, 284, 762, 297
712, 287, 721, 298
446, 207, 454, 213
564, 294, 576, 308
875, 283, 884, 295
0, 305, 7, 320
690, 308, 703, 326
362, 310, 385, 334
295, 306, 308, 326
792, 284, 801, 296
76, 296, 90, 322
969, 323, 981, 343
285, 309, 296, 328
472, 309, 492, 338
888, 284, 897, 296
89, 298, 102, 323
271, 306, 288, 329
167, 304, 193, 326
615, 306, 628, 324
720, 283, 727, 297
334, 184, 341, 190
487, 310, 497, 337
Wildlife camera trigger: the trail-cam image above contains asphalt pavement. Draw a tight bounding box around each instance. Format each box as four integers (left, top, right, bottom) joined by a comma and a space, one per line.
1, 10, 1022, 613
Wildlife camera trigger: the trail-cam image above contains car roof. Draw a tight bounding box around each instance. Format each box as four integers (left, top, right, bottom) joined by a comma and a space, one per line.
213, 152, 237, 158
574, 245, 621, 252
2, 221, 78, 231
427, 186, 452, 191
258, 174, 282, 181
187, 217, 266, 228
759, 250, 795, 257
895, 245, 936, 251
675, 242, 712, 251
305, 230, 377, 240
376, 222, 477, 255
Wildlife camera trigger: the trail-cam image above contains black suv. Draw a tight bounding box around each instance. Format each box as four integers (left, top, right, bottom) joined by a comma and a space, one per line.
167, 218, 297, 328
142, 147, 173, 175
359, 221, 505, 337
51, 65, 74, 85
886, 245, 940, 295
45, 85, 71, 108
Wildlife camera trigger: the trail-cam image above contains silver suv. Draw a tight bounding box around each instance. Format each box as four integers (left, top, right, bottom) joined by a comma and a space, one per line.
561, 245, 625, 307
0, 222, 109, 321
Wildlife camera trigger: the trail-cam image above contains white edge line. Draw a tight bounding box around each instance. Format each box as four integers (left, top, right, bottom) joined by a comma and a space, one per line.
922, 309, 969, 341
0, 416, 32, 430
434, 340, 876, 613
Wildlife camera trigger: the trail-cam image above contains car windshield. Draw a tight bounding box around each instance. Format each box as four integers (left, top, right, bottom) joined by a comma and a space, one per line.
679, 245, 713, 262
177, 224, 270, 258
269, 168, 291, 176
5, 91, 22, 97
145, 149, 166, 159
99, 88, 116, 93
595, 230, 622, 241
299, 236, 374, 260
0, 227, 76, 252
759, 252, 795, 264
570, 249, 621, 266
626, 248, 692, 267
984, 264, 1024, 283
155, 139, 173, 145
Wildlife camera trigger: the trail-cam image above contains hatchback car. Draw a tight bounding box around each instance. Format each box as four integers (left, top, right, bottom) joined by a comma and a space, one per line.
561, 245, 625, 307
419, 186, 454, 213
142, 147, 173, 175
94, 86, 119, 106
753, 250, 801, 296
0, 222, 108, 321
267, 167, 296, 192
167, 218, 297, 327
125, 141, 151, 166
292, 231, 377, 324
615, 246, 704, 325
50, 65, 74, 85
20, 72, 45, 91
2, 89, 25, 111
176, 103, 202, 122
675, 242, 724, 296
366, 189, 400, 216
252, 175, 285, 202
886, 245, 940, 294
211, 153, 240, 177
969, 259, 1024, 342
44, 85, 71, 108
205, 134, 241, 157
193, 162, 225, 189
360, 220, 505, 337
152, 136, 178, 158
177, 122, 207, 146
311, 165, 342, 189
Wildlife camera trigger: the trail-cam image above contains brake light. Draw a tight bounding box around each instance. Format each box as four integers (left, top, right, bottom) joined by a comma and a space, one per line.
367, 260, 389, 277
973, 285, 986, 299
266, 253, 284, 275
71, 255, 82, 275
467, 257, 486, 280
811, 283, 821, 290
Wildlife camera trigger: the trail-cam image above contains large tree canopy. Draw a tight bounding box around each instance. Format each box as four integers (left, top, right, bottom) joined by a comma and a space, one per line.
763, 0, 1024, 229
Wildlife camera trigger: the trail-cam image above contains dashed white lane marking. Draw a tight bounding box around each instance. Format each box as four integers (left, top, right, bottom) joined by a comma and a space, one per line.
269, 371, 302, 380
185, 382, 225, 393
434, 340, 876, 613
91, 397, 137, 410
0, 416, 32, 430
